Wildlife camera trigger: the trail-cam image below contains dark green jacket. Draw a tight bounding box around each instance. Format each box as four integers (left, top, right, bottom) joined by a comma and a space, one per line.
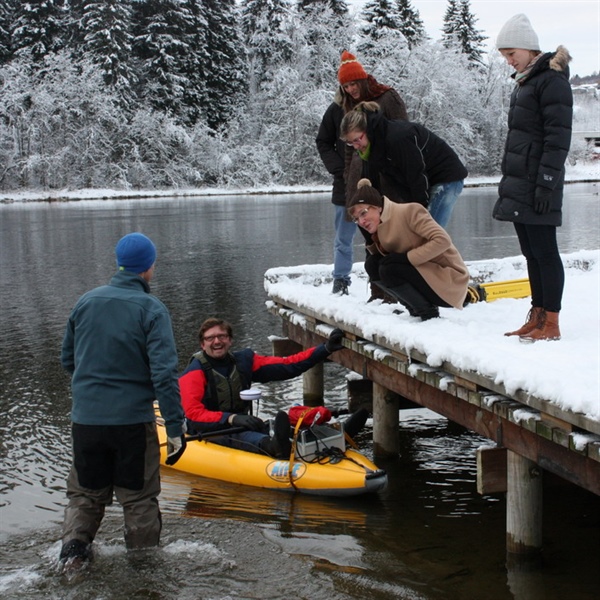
61, 270, 184, 438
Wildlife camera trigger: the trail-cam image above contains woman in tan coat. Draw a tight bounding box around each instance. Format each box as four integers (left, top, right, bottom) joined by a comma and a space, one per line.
348, 179, 469, 321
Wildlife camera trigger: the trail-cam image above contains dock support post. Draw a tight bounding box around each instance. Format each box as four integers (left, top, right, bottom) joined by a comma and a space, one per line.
506, 450, 543, 561
302, 363, 324, 406
372, 382, 399, 457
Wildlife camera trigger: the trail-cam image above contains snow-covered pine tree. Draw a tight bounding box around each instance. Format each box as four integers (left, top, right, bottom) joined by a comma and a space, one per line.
295, 0, 352, 86
395, 0, 425, 49
359, 0, 404, 54
201, 0, 247, 130
241, 0, 293, 94
441, 0, 459, 41
308, 0, 350, 29
179, 0, 210, 127
297, 0, 347, 16
456, 0, 486, 65
81, 0, 135, 93
65, 0, 86, 48
131, 0, 195, 119
12, 0, 67, 62
442, 0, 486, 66
0, 0, 16, 64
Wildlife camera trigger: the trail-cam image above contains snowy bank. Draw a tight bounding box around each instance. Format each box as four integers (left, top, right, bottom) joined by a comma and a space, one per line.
0, 163, 598, 204
264, 250, 600, 422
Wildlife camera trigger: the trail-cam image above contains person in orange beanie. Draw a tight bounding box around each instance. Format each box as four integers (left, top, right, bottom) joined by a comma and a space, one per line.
316, 50, 407, 297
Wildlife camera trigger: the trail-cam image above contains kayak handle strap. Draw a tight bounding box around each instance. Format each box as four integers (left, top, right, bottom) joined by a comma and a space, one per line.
159, 427, 245, 447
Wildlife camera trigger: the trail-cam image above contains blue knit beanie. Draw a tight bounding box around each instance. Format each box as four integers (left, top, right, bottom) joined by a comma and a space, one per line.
115, 233, 156, 274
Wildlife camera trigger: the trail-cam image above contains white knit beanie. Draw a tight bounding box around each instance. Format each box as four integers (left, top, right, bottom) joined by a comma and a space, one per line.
496, 14, 540, 51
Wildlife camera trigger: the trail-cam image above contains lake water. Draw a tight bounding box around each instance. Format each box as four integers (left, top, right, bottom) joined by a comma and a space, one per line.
1, 184, 598, 599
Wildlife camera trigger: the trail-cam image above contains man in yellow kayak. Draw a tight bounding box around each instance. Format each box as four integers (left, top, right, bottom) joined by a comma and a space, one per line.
179, 318, 346, 458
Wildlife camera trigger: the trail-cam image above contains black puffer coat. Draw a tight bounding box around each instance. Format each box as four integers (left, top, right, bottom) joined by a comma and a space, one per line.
493, 46, 573, 227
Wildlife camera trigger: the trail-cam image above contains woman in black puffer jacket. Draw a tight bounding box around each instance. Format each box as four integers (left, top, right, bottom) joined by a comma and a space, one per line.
494, 13, 573, 342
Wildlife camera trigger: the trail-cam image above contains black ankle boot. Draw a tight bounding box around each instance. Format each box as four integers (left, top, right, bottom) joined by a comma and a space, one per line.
385, 283, 439, 321
368, 281, 401, 305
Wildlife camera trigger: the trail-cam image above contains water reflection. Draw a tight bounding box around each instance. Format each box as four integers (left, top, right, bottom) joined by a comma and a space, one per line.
446, 184, 600, 260
161, 469, 374, 533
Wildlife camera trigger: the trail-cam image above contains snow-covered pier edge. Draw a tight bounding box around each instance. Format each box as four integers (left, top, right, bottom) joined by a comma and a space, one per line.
264, 250, 600, 556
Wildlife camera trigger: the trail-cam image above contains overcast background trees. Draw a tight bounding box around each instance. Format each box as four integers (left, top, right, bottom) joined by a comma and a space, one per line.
0, 0, 596, 191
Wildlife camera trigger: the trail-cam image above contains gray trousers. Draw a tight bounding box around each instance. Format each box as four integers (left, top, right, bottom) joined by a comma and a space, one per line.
62, 422, 162, 550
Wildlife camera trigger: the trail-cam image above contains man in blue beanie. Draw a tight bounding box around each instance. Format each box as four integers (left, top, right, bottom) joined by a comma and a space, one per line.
58, 232, 186, 575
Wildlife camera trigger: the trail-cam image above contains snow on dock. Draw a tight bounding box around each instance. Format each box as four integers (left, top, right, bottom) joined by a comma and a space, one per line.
264, 250, 600, 427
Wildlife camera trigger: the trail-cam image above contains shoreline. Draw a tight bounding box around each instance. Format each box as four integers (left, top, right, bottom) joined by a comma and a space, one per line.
1, 171, 597, 205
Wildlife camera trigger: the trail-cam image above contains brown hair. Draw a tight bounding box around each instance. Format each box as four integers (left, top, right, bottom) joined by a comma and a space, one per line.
341, 79, 370, 113
198, 318, 233, 344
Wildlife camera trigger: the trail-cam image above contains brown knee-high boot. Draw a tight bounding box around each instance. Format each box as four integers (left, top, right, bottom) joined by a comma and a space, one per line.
504, 307, 544, 337
520, 311, 561, 342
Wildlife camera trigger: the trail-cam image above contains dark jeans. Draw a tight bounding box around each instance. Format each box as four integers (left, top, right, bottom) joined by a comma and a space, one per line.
514, 223, 564, 312
365, 253, 450, 308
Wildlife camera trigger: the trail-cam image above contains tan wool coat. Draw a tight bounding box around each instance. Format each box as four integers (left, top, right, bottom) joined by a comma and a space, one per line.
369, 199, 470, 309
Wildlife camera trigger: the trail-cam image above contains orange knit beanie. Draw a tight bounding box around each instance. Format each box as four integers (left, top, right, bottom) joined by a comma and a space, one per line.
337, 50, 368, 85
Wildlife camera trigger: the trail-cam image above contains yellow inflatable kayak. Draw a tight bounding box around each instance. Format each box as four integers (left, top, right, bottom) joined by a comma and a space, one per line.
156, 415, 387, 497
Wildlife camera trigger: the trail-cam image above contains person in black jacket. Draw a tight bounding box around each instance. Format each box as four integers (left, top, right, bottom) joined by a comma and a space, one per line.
316, 51, 408, 296
339, 102, 467, 229
494, 14, 573, 342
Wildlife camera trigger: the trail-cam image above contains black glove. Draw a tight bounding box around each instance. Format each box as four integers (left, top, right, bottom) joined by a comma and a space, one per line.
231, 414, 266, 432
534, 187, 552, 214
325, 328, 344, 353
330, 408, 350, 417
165, 434, 187, 465
380, 252, 409, 266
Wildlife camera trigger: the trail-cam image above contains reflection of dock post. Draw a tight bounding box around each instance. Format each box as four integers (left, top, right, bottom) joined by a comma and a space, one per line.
506, 450, 543, 560
303, 363, 324, 406
372, 382, 400, 457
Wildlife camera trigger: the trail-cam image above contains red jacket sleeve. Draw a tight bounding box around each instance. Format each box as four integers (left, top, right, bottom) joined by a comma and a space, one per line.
179, 367, 226, 424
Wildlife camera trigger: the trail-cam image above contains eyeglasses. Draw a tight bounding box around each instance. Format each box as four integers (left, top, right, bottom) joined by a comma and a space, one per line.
352, 207, 371, 224
344, 132, 366, 147
203, 333, 230, 343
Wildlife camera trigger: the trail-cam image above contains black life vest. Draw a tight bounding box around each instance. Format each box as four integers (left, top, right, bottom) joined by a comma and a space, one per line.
193, 351, 250, 414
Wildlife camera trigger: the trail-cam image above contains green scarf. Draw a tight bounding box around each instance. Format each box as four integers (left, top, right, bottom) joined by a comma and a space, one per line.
358, 143, 371, 161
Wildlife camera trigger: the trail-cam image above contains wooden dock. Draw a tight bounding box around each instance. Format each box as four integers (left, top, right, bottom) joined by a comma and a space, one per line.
265, 262, 600, 558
